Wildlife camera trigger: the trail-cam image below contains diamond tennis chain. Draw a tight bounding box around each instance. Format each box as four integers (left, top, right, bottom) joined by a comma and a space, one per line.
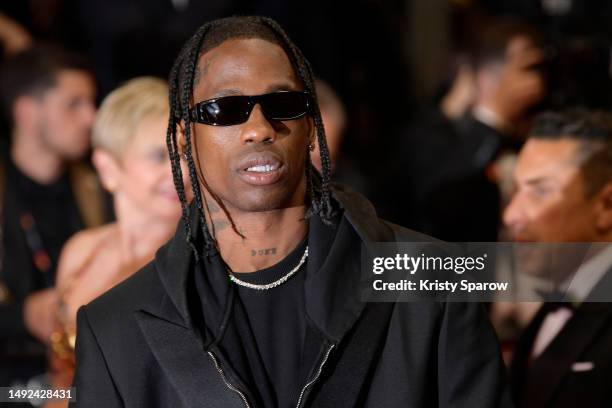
228, 246, 308, 290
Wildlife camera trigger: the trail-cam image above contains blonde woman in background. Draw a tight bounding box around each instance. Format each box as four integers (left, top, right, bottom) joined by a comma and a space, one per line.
48, 77, 189, 391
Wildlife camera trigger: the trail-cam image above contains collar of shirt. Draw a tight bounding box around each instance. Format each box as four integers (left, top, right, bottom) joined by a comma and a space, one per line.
562, 244, 612, 304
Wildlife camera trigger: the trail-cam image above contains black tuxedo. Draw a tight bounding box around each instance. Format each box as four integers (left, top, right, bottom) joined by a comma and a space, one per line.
510, 269, 612, 408
71, 186, 510, 407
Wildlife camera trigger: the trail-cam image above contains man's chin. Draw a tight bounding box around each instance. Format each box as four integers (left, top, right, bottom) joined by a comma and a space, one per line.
234, 200, 288, 213
227, 190, 300, 213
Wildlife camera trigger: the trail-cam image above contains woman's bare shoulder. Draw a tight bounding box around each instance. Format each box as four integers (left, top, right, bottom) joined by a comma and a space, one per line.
68, 224, 116, 249
56, 224, 117, 286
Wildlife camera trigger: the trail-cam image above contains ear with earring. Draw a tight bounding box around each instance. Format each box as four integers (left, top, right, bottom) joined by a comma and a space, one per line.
177, 122, 189, 161
179, 140, 188, 161
106, 180, 118, 192
308, 142, 315, 151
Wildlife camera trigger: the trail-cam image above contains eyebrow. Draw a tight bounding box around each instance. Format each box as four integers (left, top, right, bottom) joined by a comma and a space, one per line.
265, 83, 300, 93
210, 89, 242, 98
524, 176, 552, 186
207, 82, 301, 100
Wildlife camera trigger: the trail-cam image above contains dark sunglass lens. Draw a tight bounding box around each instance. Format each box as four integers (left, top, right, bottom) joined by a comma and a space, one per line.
203, 96, 251, 125
261, 92, 309, 120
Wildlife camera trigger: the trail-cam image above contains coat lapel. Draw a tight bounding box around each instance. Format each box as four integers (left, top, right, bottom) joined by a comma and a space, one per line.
133, 214, 244, 408
136, 309, 246, 408
509, 303, 548, 401
521, 303, 609, 407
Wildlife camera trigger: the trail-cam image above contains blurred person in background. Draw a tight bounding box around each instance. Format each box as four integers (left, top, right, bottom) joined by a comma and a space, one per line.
0, 45, 105, 387
475, 0, 612, 111
0, 11, 32, 141
0, 12, 32, 57
503, 109, 612, 408
312, 78, 371, 197
310, 79, 346, 174
49, 76, 188, 393
379, 19, 546, 242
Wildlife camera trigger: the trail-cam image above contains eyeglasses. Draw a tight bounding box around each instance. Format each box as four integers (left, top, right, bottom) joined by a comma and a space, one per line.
189, 91, 312, 126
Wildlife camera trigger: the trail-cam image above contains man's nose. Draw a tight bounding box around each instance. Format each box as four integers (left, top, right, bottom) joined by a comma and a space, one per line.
503, 194, 523, 230
239, 104, 276, 145
83, 102, 97, 126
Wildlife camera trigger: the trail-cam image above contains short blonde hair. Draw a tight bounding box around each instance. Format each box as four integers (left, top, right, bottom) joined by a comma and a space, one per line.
92, 77, 169, 157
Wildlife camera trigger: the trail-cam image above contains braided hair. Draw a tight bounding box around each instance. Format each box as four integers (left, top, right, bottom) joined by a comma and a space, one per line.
166, 16, 335, 260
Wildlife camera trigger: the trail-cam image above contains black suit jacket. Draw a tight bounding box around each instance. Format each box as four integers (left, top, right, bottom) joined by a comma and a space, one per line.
71, 186, 511, 407
510, 269, 612, 408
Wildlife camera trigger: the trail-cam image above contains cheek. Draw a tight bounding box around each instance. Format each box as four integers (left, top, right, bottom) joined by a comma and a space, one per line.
533, 206, 566, 231
286, 142, 308, 175
284, 122, 310, 167
529, 195, 565, 220
531, 199, 590, 239
53, 110, 82, 141
193, 131, 234, 185
41, 108, 62, 137
52, 108, 72, 129
294, 120, 312, 146
121, 163, 159, 193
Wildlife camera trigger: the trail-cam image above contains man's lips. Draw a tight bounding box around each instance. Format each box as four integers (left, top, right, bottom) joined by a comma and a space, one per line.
236, 152, 286, 186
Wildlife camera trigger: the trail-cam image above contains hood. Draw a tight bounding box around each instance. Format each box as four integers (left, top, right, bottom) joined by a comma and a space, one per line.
152, 184, 421, 344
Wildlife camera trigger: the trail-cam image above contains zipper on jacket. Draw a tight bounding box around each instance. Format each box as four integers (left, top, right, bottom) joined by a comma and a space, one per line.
295, 343, 335, 408
207, 350, 251, 408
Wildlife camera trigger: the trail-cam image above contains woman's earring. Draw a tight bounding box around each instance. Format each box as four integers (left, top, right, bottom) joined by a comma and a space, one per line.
182, 152, 189, 161
308, 143, 315, 151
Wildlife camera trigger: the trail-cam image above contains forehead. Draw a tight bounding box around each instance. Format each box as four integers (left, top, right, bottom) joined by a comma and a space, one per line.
134, 114, 167, 141
515, 138, 581, 180
192, 38, 301, 101
123, 114, 168, 152
55, 69, 93, 88
44, 69, 94, 99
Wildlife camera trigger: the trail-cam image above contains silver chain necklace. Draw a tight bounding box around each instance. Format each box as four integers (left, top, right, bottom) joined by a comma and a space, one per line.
228, 246, 308, 290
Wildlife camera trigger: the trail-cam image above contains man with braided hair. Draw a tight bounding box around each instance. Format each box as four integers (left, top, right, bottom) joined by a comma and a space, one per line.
71, 16, 509, 408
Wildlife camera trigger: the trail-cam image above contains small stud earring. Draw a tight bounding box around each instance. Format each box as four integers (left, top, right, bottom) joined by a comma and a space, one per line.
182, 152, 188, 161
308, 143, 315, 151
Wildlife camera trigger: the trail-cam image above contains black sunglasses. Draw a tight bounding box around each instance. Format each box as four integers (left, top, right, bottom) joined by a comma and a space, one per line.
189, 91, 312, 126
